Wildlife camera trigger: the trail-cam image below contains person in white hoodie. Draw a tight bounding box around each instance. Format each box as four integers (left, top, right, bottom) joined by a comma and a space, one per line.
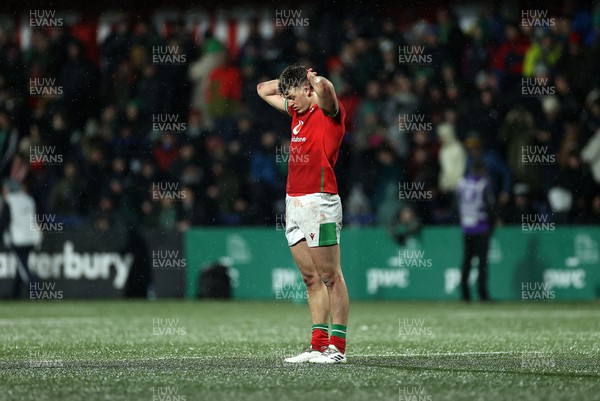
437, 122, 467, 192
1, 179, 42, 299
581, 128, 600, 184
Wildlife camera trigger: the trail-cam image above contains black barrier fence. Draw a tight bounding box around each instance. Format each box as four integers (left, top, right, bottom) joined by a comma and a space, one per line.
0, 228, 185, 299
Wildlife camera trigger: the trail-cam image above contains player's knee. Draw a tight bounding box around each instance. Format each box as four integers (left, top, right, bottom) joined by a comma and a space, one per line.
301, 272, 319, 288
319, 270, 341, 288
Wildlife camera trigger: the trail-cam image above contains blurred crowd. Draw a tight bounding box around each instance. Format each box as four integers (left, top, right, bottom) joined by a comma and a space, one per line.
1, 3, 600, 231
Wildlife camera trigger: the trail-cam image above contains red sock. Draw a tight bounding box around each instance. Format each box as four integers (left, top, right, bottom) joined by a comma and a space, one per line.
311, 326, 329, 350
329, 335, 346, 354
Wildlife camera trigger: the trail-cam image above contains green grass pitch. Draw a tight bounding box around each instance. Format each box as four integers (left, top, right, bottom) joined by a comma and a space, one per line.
0, 300, 598, 401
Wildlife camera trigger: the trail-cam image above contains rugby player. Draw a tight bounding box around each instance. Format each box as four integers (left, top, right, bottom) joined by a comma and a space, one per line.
257, 65, 349, 363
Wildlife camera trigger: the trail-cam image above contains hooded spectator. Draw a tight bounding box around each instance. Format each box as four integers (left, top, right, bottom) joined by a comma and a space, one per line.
437, 122, 466, 191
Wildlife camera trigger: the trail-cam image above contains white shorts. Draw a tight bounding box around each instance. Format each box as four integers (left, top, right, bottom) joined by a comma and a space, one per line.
285, 193, 343, 248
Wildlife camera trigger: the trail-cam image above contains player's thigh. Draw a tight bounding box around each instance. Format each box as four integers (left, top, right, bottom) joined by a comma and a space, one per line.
285, 195, 305, 247
290, 240, 319, 281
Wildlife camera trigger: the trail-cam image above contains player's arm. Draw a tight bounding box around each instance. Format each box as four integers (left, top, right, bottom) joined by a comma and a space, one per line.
257, 79, 289, 115
306, 68, 339, 117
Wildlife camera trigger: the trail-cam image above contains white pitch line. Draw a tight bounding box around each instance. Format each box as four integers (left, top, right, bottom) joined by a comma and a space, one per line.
452, 311, 600, 319
343, 351, 557, 357
7, 351, 594, 366
141, 351, 556, 360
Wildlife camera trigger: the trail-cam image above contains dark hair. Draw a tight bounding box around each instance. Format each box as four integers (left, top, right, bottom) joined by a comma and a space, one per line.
278, 64, 308, 97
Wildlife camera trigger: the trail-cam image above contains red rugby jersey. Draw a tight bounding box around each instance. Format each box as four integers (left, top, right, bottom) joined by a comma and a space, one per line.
285, 99, 346, 195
